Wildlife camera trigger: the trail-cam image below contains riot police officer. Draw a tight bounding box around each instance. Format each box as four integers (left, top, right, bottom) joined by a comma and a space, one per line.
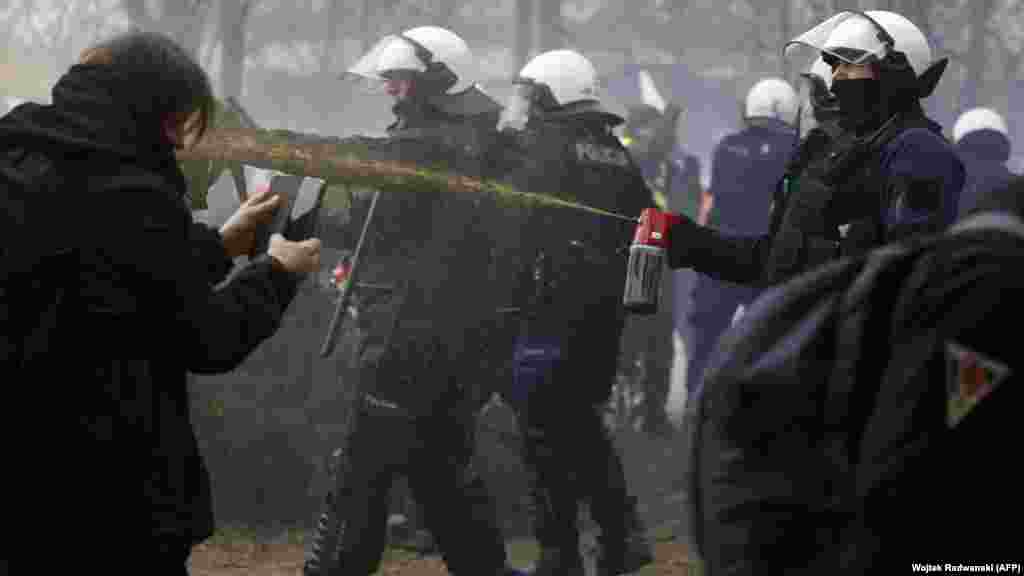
661, 10, 965, 291
953, 107, 1017, 217
687, 78, 799, 403
304, 25, 519, 576
495, 49, 654, 576
347, 25, 502, 136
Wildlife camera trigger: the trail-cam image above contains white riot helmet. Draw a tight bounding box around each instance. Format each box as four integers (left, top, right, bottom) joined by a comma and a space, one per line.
953, 108, 1009, 144
347, 25, 474, 94
519, 50, 599, 108
744, 77, 798, 126
501, 49, 621, 129
784, 10, 946, 99
3, 96, 28, 115
804, 57, 832, 90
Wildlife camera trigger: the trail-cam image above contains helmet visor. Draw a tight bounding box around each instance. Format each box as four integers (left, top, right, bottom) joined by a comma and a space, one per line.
784, 12, 892, 72
498, 81, 537, 131
345, 35, 425, 81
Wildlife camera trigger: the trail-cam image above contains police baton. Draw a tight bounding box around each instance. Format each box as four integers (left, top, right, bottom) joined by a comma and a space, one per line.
319, 189, 382, 358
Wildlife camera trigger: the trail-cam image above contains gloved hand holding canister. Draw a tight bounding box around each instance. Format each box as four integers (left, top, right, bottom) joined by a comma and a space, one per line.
623, 207, 683, 314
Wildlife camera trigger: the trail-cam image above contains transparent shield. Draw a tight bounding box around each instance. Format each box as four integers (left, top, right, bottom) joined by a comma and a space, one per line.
341, 72, 390, 96
784, 11, 890, 70
347, 35, 425, 81
497, 82, 533, 131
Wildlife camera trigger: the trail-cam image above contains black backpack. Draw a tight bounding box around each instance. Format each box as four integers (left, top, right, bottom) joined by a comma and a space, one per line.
688, 209, 1024, 574
1, 146, 80, 376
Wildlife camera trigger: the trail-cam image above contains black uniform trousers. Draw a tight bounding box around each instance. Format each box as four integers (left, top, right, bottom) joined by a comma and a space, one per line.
331, 390, 507, 575
510, 331, 636, 561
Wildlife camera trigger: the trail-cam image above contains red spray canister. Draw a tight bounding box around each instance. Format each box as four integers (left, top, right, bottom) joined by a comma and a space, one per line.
623, 207, 682, 314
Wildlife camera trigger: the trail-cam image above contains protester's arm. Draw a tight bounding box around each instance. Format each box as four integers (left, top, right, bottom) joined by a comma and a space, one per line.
117, 186, 304, 374
185, 218, 235, 286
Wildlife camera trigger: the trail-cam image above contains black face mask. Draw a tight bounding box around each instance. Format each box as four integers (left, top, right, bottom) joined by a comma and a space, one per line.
832, 78, 880, 130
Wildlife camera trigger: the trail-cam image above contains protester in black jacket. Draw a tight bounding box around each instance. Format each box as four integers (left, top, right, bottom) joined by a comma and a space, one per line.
0, 31, 320, 572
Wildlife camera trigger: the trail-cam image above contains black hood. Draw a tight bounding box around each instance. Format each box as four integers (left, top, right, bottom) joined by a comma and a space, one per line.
956, 130, 1012, 165
745, 116, 795, 133
0, 64, 183, 179
968, 175, 1024, 219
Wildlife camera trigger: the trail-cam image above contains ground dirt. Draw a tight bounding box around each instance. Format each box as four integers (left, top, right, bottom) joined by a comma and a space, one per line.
187, 538, 699, 575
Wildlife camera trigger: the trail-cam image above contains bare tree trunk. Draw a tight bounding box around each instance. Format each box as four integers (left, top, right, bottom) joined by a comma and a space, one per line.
900, 0, 931, 33
319, 0, 343, 124
831, 0, 860, 12
666, 0, 695, 62
780, 0, 794, 80
197, 0, 222, 74
219, 1, 250, 102
536, 0, 562, 54
120, 0, 160, 33
321, 0, 342, 76
1006, 50, 1022, 86
516, 0, 534, 71
998, 44, 1021, 118
960, 0, 990, 111
121, 0, 210, 56
360, 0, 373, 52
153, 0, 209, 56
436, 0, 460, 29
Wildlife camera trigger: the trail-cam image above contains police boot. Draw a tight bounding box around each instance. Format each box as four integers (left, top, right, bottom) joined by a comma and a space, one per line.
586, 429, 654, 575
594, 497, 654, 576
304, 448, 346, 576
520, 426, 585, 576
525, 547, 586, 576
456, 467, 512, 575
304, 419, 393, 575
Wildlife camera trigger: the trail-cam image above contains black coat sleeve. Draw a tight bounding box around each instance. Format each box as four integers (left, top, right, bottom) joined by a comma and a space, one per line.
666, 214, 771, 286
185, 218, 235, 287
112, 185, 304, 374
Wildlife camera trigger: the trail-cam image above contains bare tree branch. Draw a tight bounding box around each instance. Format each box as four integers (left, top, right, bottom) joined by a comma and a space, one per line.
960, 0, 993, 110
219, 0, 250, 101
120, 0, 158, 32
320, 0, 341, 75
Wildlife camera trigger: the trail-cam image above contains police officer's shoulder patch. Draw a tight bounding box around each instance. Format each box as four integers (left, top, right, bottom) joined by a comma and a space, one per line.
575, 140, 630, 167
945, 340, 1011, 429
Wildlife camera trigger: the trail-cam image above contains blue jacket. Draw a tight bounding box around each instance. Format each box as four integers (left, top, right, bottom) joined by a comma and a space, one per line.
709, 121, 798, 237
954, 131, 1016, 217
667, 113, 966, 288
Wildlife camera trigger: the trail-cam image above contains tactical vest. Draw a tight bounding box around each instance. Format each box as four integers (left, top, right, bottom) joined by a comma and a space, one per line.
331, 119, 498, 385
500, 118, 649, 339
762, 113, 939, 285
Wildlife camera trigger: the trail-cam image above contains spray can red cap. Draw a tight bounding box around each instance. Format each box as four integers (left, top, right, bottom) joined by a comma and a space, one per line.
623, 208, 681, 314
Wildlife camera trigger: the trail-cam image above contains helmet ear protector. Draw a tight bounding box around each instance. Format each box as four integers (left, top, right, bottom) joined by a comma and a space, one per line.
800, 71, 840, 114
512, 77, 561, 118
398, 33, 458, 94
